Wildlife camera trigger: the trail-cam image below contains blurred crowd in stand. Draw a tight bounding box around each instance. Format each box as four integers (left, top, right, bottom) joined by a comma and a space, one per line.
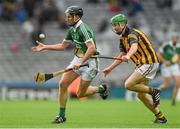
0, 0, 67, 46
1, 0, 179, 48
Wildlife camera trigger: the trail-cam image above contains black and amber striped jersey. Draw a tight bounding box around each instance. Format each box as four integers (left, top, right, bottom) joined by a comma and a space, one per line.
119, 27, 159, 67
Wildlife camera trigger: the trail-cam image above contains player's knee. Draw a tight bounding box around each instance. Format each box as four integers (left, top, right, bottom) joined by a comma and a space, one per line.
124, 81, 133, 90
137, 92, 144, 99
76, 93, 83, 98
174, 81, 180, 88
76, 91, 85, 98
175, 83, 180, 88
59, 81, 68, 90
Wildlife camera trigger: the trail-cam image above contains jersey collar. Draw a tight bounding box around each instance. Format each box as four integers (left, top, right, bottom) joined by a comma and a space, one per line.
73, 20, 82, 31
122, 26, 130, 37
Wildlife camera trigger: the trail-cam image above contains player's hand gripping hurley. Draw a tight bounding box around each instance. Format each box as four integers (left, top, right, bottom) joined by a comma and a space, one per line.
34, 63, 89, 83
74, 48, 123, 61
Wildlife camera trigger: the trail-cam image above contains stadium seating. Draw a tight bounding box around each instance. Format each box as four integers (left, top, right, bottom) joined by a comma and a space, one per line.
0, 0, 179, 86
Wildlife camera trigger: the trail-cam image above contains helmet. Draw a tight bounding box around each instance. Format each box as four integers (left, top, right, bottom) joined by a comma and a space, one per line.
110, 14, 127, 25
65, 6, 83, 18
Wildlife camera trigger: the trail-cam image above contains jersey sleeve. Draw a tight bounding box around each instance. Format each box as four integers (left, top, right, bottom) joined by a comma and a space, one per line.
63, 29, 73, 41
84, 31, 94, 44
80, 25, 93, 43
128, 32, 139, 45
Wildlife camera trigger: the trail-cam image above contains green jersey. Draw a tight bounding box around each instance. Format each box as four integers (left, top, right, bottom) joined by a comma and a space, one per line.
64, 20, 97, 54
159, 41, 180, 61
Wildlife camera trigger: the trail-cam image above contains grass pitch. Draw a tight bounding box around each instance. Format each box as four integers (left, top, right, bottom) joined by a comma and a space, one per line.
0, 99, 179, 128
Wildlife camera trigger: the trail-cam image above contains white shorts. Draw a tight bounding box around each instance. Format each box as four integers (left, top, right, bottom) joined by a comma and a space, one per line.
136, 63, 159, 79
67, 56, 100, 81
161, 64, 180, 77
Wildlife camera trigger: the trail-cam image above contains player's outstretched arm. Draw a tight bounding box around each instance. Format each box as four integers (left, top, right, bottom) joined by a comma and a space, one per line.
31, 41, 70, 52
31, 41, 46, 52
102, 52, 125, 77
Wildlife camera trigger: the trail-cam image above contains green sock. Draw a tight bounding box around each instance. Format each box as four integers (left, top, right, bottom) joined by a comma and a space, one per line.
59, 107, 66, 117
172, 98, 176, 105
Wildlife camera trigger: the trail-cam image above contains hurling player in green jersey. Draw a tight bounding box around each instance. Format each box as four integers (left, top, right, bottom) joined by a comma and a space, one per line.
32, 6, 108, 124
158, 33, 180, 106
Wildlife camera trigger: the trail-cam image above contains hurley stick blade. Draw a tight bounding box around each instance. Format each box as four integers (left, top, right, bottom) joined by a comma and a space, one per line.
34, 72, 54, 83
34, 72, 46, 83
34, 63, 89, 84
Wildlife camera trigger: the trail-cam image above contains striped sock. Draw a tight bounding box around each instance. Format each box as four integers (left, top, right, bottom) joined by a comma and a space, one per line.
155, 111, 164, 119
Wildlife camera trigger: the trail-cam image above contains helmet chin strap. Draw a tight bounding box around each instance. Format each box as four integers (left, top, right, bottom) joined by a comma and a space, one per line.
119, 24, 126, 35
